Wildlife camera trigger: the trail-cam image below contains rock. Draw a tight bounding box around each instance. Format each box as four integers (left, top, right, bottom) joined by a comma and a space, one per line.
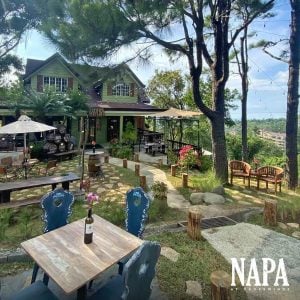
292, 231, 300, 239
203, 192, 226, 205
211, 185, 225, 196
105, 184, 114, 189
286, 223, 300, 229
185, 281, 203, 299
238, 200, 252, 206
160, 247, 180, 262
96, 188, 106, 194
190, 193, 205, 205
277, 222, 288, 230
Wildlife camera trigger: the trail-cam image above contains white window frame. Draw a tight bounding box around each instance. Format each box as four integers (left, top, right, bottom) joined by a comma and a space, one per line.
43, 76, 68, 92
112, 83, 130, 96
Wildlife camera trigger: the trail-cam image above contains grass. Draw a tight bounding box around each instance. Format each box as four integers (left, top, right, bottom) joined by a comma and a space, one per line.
148, 232, 247, 300
0, 262, 33, 277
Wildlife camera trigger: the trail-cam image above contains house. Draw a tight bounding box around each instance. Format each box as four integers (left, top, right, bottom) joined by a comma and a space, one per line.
257, 129, 286, 149
3, 53, 161, 146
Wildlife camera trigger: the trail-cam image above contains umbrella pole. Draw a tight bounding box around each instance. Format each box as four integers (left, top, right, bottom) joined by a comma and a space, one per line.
24, 133, 28, 179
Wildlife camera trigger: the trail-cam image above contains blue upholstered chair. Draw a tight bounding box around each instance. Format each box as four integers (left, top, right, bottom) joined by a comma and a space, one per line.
89, 241, 161, 300
31, 188, 74, 285
11, 281, 58, 300
125, 187, 150, 238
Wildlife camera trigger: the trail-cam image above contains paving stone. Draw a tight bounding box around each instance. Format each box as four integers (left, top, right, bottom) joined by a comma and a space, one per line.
117, 182, 123, 187
160, 247, 180, 262
96, 188, 106, 194
277, 222, 288, 230
292, 231, 300, 239
287, 223, 300, 229
238, 200, 252, 206
185, 281, 203, 299
110, 176, 120, 180
105, 184, 114, 189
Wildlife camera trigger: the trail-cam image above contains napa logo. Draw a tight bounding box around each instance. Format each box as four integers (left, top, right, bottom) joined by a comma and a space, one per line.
231, 258, 289, 288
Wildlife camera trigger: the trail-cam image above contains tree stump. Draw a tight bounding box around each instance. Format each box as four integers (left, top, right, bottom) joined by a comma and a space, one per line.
182, 173, 188, 188
123, 159, 127, 168
158, 158, 163, 168
210, 270, 231, 300
264, 199, 277, 226
171, 164, 176, 177
104, 155, 109, 163
135, 164, 140, 176
140, 175, 146, 190
187, 207, 202, 240
134, 153, 139, 162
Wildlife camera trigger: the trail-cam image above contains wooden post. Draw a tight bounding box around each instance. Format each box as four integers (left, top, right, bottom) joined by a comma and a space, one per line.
187, 207, 202, 240
104, 155, 109, 163
171, 164, 176, 177
135, 164, 140, 176
123, 159, 127, 168
140, 175, 146, 190
210, 270, 231, 300
134, 153, 139, 162
182, 173, 188, 188
158, 158, 163, 168
264, 199, 277, 226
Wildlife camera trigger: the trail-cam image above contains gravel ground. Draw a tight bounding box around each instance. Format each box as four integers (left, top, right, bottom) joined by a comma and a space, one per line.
202, 223, 300, 300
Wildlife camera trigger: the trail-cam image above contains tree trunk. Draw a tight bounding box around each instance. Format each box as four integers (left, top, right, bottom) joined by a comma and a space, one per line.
286, 0, 300, 190
241, 93, 248, 162
211, 116, 228, 183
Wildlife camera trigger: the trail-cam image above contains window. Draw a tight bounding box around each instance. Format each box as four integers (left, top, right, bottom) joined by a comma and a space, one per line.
43, 76, 68, 92
112, 83, 130, 96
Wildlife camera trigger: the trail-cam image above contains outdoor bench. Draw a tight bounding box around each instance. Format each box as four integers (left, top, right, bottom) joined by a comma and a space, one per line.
256, 166, 284, 194
229, 160, 251, 187
52, 150, 79, 161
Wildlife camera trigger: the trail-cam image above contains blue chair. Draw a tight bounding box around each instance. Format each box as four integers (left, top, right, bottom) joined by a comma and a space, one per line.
31, 188, 74, 285
11, 281, 58, 300
88, 241, 161, 300
125, 187, 151, 238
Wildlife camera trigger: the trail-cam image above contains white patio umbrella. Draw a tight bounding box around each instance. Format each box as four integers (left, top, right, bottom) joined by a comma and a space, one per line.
0, 115, 57, 178
0, 115, 56, 149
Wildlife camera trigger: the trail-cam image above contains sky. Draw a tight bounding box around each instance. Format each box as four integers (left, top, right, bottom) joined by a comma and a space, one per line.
11, 0, 295, 120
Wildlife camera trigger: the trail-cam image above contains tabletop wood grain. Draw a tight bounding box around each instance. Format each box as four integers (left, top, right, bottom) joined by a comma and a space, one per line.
21, 215, 143, 294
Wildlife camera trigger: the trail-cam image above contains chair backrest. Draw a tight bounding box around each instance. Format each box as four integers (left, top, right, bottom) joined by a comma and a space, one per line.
125, 187, 150, 238
0, 166, 7, 175
257, 166, 284, 178
122, 241, 161, 300
47, 160, 57, 170
229, 160, 251, 174
41, 188, 74, 233
1, 157, 12, 167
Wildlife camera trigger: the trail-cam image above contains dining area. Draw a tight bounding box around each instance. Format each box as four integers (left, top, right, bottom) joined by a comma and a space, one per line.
3, 187, 161, 300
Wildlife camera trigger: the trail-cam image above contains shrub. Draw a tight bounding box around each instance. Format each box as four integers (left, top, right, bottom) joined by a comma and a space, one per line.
167, 150, 178, 165
191, 170, 221, 192
199, 155, 213, 172
0, 209, 13, 240
151, 181, 168, 216
116, 145, 133, 160
18, 207, 34, 239
178, 145, 198, 173
30, 141, 45, 160
123, 122, 137, 145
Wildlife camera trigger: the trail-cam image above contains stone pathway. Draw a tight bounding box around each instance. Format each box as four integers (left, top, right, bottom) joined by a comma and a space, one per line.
202, 223, 300, 300
109, 157, 190, 210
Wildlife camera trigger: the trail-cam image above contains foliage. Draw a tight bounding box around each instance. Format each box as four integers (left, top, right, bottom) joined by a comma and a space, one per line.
190, 170, 222, 193
178, 145, 198, 173
166, 150, 178, 166
0, 209, 13, 240
110, 141, 133, 160
18, 207, 34, 239
29, 141, 45, 160
66, 89, 89, 114
122, 122, 137, 145
151, 181, 168, 216
199, 156, 213, 172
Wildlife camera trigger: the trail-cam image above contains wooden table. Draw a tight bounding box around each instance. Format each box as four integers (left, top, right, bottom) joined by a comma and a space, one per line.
21, 215, 143, 299
0, 172, 80, 203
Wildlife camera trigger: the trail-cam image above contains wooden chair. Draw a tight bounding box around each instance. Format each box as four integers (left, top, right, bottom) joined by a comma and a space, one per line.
89, 241, 161, 300
229, 160, 251, 187
11, 280, 58, 300
38, 160, 58, 176
0, 165, 17, 182
256, 166, 284, 194
31, 188, 75, 285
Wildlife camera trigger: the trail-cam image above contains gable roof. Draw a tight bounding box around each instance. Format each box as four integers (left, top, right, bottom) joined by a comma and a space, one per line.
24, 52, 145, 87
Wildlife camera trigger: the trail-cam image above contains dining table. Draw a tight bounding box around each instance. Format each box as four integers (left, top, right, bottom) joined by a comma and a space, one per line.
21, 214, 143, 299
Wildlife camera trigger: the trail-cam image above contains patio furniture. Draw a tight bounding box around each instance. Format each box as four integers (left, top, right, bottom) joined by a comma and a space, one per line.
38, 160, 58, 176
11, 280, 58, 300
118, 187, 150, 275
0, 172, 80, 203
229, 160, 251, 187
89, 241, 161, 300
256, 166, 284, 194
31, 188, 75, 285
0, 165, 17, 182
21, 215, 143, 300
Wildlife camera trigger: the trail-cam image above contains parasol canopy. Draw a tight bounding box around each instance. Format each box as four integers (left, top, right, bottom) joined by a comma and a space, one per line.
150, 107, 203, 118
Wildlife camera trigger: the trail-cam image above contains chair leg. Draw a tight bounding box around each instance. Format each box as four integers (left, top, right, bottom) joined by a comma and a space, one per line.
266, 181, 268, 191
275, 182, 277, 195
31, 263, 39, 284
257, 179, 259, 190
88, 280, 94, 290
248, 176, 250, 188
230, 174, 233, 185
279, 182, 282, 193
43, 273, 49, 286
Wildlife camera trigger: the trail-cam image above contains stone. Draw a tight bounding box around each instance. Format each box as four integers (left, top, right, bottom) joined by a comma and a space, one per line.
117, 182, 123, 187
292, 231, 300, 239
110, 176, 120, 180
238, 200, 252, 206
105, 184, 114, 189
203, 192, 226, 205
211, 185, 225, 196
160, 247, 180, 262
287, 223, 300, 229
185, 281, 203, 299
190, 193, 205, 205
277, 222, 288, 230
96, 188, 106, 194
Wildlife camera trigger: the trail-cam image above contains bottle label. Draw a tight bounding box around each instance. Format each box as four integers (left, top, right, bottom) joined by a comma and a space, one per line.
85, 224, 93, 235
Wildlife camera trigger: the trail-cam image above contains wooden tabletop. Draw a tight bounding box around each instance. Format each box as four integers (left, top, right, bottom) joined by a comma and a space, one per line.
21, 215, 143, 294
0, 172, 79, 192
